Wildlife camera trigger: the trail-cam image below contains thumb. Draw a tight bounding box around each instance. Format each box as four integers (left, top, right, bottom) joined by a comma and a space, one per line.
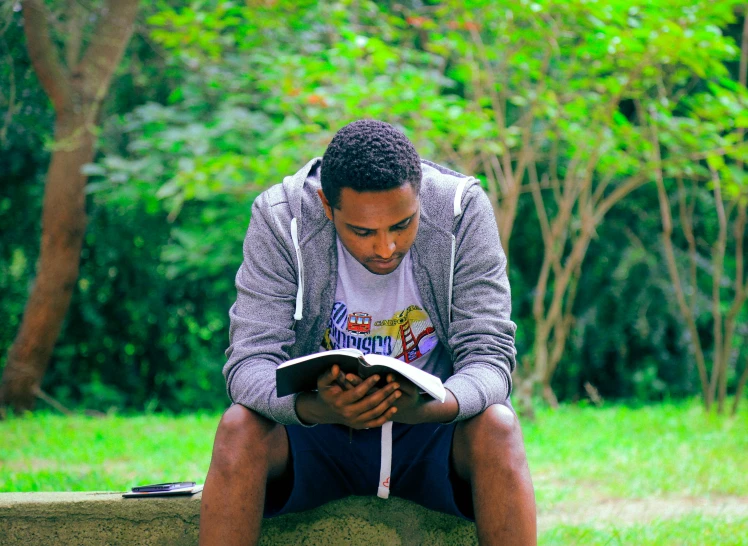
317, 365, 339, 389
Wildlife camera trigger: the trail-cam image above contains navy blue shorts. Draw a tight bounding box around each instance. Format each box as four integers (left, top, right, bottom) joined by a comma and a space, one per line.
263, 421, 473, 520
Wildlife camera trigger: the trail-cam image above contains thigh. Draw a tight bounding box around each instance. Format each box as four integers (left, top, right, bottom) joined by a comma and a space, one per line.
390, 422, 474, 520
267, 421, 290, 481
265, 424, 381, 518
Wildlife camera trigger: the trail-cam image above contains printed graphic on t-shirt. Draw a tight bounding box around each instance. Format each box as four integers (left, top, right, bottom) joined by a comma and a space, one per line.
322, 301, 438, 363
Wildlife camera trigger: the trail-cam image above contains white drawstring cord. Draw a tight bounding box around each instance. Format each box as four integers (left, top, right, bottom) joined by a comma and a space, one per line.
377, 421, 393, 499
290, 218, 304, 321
453, 177, 470, 216
448, 235, 456, 323
448, 177, 470, 323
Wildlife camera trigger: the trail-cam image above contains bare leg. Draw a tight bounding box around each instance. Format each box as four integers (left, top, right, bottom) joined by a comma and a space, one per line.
199, 405, 290, 546
452, 404, 537, 546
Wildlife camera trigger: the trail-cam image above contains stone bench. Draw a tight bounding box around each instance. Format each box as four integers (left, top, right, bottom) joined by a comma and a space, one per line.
0, 492, 477, 545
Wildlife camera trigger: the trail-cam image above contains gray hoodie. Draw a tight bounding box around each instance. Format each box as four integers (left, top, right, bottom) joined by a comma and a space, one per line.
224, 158, 516, 426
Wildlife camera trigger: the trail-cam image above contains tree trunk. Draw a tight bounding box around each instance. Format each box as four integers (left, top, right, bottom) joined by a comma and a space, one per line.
0, 0, 138, 414
0, 113, 93, 411
733, 354, 748, 416
512, 370, 536, 422
541, 382, 559, 408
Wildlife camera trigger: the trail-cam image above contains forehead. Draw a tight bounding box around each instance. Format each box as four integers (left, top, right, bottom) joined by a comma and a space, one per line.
336, 185, 419, 227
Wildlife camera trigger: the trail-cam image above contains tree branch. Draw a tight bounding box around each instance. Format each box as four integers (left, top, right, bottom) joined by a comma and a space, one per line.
77, 0, 139, 103
65, 0, 85, 69
591, 171, 615, 208
21, 0, 72, 112
593, 172, 649, 224
529, 162, 553, 251
733, 350, 748, 416
740, 9, 748, 89
709, 167, 727, 408
0, 37, 17, 145
677, 176, 699, 314
547, 261, 581, 381
480, 151, 503, 234
649, 114, 711, 407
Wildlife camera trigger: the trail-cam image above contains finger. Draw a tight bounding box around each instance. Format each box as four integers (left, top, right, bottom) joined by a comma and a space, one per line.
336, 370, 352, 390
317, 365, 339, 389
350, 381, 400, 414
362, 406, 398, 429
346, 374, 363, 386
358, 389, 401, 422
344, 374, 382, 403
387, 372, 411, 391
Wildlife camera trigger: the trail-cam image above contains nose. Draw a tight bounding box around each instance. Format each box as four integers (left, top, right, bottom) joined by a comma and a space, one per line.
373, 232, 396, 260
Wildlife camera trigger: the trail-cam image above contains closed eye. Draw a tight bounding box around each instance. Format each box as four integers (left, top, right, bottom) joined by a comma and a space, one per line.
347, 214, 415, 237
391, 219, 411, 231
351, 228, 374, 237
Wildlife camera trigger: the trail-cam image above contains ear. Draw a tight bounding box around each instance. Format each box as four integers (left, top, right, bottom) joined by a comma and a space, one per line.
317, 189, 334, 222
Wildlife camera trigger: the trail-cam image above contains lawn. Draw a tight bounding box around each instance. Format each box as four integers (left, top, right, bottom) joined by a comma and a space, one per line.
2, 399, 747, 544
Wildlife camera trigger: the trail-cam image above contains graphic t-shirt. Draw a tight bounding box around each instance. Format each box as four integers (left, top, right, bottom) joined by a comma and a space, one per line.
321, 237, 450, 381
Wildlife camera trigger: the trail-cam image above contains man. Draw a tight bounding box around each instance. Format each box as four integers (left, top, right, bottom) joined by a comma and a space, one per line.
199, 120, 536, 545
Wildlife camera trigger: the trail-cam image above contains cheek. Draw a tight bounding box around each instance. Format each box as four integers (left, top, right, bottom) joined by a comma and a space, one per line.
392, 231, 415, 255
401, 223, 419, 246
340, 234, 369, 258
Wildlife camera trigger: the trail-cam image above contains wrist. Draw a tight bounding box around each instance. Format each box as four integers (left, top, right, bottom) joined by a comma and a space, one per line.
421, 390, 459, 423
295, 391, 327, 425
391, 392, 458, 424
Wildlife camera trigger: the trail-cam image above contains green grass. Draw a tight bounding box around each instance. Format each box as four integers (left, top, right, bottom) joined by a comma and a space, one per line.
2, 399, 747, 540
523, 401, 748, 511
539, 515, 748, 546
0, 412, 218, 491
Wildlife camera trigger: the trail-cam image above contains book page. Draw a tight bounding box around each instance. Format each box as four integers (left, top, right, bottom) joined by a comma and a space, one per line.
362, 354, 446, 402
276, 348, 362, 369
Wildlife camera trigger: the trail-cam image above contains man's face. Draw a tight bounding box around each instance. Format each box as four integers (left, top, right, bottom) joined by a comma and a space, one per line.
319, 184, 420, 275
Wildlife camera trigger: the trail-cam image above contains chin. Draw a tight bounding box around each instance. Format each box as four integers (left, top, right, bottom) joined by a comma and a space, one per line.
365, 257, 402, 275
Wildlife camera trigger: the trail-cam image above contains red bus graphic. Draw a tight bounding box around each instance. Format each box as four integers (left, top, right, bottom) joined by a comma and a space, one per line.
347, 312, 372, 334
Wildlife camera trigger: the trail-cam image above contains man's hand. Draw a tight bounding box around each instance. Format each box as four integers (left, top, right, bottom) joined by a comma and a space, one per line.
385, 373, 429, 424
296, 365, 400, 428
345, 372, 459, 424
343, 372, 427, 424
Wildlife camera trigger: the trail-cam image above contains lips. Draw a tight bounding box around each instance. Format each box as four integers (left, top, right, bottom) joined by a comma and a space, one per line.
368, 255, 401, 271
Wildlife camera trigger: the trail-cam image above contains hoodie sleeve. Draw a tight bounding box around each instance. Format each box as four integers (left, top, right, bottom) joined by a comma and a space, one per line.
443, 184, 516, 421
222, 191, 310, 426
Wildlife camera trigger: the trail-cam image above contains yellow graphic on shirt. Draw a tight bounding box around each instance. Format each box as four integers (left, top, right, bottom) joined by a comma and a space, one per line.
323, 303, 437, 364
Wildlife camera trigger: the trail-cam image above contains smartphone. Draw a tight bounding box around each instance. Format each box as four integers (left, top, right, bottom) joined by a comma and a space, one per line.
131, 481, 196, 493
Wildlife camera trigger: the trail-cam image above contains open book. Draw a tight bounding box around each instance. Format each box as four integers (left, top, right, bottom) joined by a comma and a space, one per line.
276, 348, 446, 402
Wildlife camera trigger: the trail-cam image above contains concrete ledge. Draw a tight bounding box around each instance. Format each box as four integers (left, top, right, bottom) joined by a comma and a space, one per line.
0, 492, 477, 545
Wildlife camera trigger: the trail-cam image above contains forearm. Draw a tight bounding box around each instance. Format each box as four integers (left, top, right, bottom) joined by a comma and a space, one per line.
393, 389, 459, 424
225, 361, 311, 425
444, 365, 510, 420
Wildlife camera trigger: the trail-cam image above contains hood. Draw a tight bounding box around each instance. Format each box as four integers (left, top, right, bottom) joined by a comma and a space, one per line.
279, 156, 476, 244
280, 158, 328, 246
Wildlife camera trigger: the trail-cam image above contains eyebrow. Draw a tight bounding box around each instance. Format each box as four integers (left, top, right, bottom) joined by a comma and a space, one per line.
345, 212, 417, 232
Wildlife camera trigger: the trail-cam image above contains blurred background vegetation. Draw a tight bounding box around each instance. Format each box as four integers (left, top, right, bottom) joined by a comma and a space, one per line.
1, 0, 747, 415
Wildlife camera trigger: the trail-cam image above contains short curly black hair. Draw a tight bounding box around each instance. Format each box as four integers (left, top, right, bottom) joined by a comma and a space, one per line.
321, 119, 422, 209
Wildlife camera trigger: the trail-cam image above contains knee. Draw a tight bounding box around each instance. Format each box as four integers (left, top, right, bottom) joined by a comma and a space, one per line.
462, 404, 526, 464
211, 405, 277, 468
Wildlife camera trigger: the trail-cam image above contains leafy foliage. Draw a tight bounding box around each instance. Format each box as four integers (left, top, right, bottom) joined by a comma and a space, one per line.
1, 0, 747, 411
